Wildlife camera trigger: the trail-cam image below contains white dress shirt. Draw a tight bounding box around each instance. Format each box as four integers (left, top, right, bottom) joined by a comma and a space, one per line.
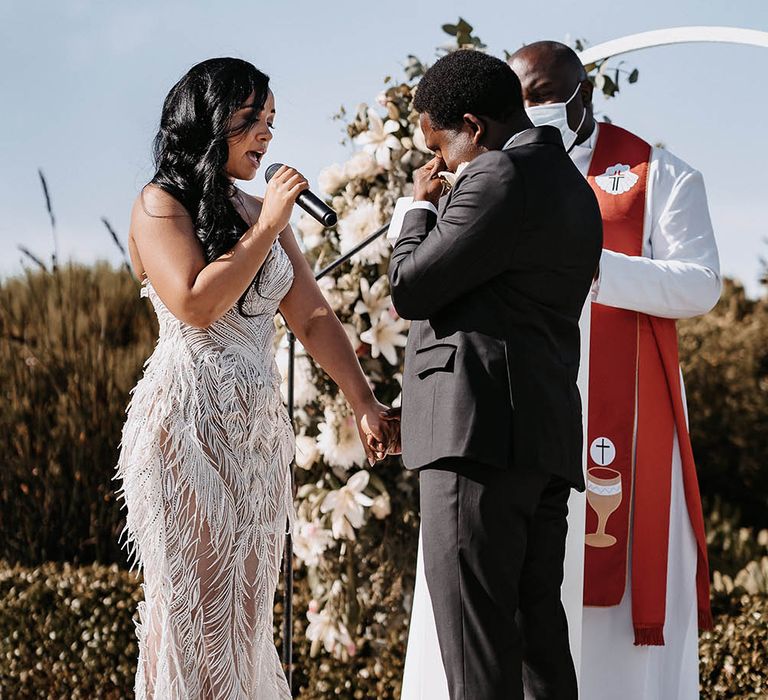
571, 123, 721, 319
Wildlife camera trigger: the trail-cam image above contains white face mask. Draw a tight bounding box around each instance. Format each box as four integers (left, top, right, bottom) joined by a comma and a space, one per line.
524, 83, 586, 152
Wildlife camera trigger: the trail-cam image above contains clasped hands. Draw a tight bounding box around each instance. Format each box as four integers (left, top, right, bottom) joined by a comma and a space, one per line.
354, 398, 402, 466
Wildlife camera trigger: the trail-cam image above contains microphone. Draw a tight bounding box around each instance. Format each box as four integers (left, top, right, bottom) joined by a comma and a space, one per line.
265, 163, 338, 227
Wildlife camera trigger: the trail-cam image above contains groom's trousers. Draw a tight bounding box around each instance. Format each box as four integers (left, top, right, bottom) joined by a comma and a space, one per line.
419, 458, 577, 700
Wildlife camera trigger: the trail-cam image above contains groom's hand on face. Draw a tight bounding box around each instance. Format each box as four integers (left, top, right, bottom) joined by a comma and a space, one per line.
413, 156, 447, 207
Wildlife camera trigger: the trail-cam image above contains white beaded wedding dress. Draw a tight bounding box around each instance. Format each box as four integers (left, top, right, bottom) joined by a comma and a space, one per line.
116, 240, 295, 700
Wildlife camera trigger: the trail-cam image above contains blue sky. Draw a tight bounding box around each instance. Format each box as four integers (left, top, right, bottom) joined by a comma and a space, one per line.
2, 0, 767, 295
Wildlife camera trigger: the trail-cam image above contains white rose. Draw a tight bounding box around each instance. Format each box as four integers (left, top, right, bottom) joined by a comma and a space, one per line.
296, 214, 325, 250
337, 200, 388, 266
318, 163, 348, 195
344, 152, 380, 181
295, 433, 319, 470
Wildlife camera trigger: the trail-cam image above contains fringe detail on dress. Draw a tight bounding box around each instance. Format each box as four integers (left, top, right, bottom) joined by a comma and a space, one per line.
115, 242, 295, 699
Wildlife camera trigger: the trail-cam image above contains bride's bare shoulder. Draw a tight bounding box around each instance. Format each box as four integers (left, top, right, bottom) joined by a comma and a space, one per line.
133, 184, 190, 222
233, 189, 264, 225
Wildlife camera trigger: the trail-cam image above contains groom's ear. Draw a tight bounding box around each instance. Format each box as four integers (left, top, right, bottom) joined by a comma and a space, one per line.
463, 113, 486, 146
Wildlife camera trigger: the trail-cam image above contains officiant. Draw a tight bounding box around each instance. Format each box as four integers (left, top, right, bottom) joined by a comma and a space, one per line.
509, 41, 721, 700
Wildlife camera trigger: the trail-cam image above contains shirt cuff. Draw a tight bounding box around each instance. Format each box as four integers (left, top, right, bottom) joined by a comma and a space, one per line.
407, 200, 438, 216
590, 251, 606, 300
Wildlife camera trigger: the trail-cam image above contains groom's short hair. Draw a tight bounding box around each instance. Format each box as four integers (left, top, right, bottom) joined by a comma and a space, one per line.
413, 49, 523, 131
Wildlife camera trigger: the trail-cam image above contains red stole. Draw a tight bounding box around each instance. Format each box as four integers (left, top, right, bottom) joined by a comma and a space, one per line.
583, 123, 713, 645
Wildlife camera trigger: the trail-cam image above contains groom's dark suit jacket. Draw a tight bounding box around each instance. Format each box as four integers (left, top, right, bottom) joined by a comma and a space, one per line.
389, 126, 602, 489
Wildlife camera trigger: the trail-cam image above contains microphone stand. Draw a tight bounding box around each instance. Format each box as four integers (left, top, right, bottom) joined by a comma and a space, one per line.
281, 220, 391, 690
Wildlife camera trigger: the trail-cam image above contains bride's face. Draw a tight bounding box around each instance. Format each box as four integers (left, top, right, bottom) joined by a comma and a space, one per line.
224, 90, 275, 181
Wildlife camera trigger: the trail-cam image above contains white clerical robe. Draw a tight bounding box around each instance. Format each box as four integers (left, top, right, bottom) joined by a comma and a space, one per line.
400, 123, 720, 700
574, 124, 719, 700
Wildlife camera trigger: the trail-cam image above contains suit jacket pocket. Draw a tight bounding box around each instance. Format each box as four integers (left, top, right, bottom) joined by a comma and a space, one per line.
413, 343, 457, 378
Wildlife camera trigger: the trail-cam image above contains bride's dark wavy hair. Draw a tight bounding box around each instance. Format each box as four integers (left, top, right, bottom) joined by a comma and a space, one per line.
149, 58, 272, 309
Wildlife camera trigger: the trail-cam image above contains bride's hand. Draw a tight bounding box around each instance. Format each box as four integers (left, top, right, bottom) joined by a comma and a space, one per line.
258, 165, 309, 237
354, 397, 395, 466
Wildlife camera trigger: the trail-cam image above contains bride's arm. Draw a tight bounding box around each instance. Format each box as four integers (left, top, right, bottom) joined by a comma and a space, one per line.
130, 168, 306, 328
278, 226, 393, 463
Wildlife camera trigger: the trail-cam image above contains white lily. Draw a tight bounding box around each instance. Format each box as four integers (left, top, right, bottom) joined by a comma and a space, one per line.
316, 405, 367, 471
354, 108, 401, 168
336, 620, 355, 657
320, 470, 374, 540
293, 519, 334, 567
354, 275, 392, 324
360, 311, 408, 365
306, 606, 338, 656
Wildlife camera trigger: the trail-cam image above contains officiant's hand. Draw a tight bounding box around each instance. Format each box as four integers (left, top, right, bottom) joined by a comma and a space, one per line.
413, 156, 447, 207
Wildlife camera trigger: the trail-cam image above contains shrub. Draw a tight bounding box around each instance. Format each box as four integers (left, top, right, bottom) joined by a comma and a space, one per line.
699, 595, 768, 699
0, 263, 155, 566
1, 560, 766, 698
678, 280, 768, 527
0, 561, 410, 699
0, 561, 141, 698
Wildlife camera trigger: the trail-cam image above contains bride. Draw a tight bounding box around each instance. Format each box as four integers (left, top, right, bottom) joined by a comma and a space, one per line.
115, 57, 395, 699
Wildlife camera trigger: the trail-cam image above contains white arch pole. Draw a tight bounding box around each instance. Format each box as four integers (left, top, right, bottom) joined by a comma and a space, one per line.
578, 26, 768, 65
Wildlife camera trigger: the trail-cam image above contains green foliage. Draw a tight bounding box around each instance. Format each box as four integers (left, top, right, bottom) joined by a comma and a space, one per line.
706, 497, 768, 581
572, 38, 640, 99
679, 280, 768, 527
0, 264, 156, 566
699, 595, 768, 699
0, 561, 141, 698
1, 558, 765, 699
0, 561, 409, 699
440, 18, 486, 51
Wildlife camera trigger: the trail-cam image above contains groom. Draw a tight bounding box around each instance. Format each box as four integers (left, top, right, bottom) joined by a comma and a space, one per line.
389, 50, 602, 699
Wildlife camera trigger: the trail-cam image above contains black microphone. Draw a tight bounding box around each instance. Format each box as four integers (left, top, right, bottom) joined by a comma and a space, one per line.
265, 163, 338, 227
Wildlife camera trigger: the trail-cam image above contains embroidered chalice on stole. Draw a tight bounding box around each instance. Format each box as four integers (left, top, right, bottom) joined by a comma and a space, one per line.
585, 467, 623, 548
